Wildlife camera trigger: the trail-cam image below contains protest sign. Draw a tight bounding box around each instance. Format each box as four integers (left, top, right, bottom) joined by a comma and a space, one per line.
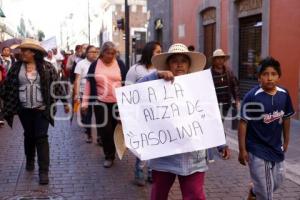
41, 36, 57, 51
116, 70, 226, 160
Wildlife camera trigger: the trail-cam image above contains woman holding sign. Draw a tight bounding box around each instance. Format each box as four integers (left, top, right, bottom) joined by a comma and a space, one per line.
126, 41, 162, 186
138, 43, 208, 199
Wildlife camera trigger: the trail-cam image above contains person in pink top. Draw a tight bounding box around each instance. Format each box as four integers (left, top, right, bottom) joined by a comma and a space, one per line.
82, 41, 128, 168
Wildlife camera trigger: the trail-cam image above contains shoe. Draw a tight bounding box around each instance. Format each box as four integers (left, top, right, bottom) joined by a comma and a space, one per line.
103, 159, 113, 168
247, 184, 256, 200
134, 176, 145, 186
39, 172, 49, 185
25, 160, 35, 171
85, 136, 92, 143
147, 175, 153, 183
134, 169, 145, 186
0, 120, 4, 127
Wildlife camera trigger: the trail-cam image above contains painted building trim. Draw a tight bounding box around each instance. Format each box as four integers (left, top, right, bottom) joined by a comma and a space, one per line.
197, 0, 221, 52
227, 0, 270, 76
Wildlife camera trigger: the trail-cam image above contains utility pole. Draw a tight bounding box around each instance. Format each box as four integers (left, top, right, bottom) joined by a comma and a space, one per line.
88, 0, 91, 44
125, 0, 130, 68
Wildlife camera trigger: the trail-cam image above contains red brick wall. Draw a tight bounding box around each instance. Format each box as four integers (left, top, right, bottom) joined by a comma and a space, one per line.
269, 0, 300, 115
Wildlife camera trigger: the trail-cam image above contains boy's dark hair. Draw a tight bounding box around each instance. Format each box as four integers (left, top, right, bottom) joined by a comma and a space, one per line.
138, 41, 161, 69
258, 56, 281, 77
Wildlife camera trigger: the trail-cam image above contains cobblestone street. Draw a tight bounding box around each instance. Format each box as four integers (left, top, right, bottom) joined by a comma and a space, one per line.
0, 108, 299, 200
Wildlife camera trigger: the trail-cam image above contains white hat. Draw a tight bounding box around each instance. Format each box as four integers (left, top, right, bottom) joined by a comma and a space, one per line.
211, 49, 230, 60
152, 43, 206, 73
114, 123, 127, 160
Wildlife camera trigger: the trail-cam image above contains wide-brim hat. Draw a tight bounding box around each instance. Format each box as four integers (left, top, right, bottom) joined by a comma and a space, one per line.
152, 43, 206, 73
211, 49, 230, 60
15, 38, 47, 55
114, 123, 127, 160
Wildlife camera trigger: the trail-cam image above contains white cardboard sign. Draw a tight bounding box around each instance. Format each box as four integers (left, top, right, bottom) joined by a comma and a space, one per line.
116, 70, 226, 160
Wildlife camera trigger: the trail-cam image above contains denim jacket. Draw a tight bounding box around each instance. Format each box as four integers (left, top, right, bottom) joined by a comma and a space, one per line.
139, 71, 208, 176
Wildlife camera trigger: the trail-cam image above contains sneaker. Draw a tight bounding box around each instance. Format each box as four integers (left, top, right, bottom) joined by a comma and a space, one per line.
39, 172, 49, 185
134, 170, 145, 186
134, 176, 145, 186
0, 120, 4, 127
103, 159, 113, 168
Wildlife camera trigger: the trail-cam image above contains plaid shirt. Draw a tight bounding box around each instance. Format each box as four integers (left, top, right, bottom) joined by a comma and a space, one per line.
0, 61, 67, 127
211, 66, 240, 106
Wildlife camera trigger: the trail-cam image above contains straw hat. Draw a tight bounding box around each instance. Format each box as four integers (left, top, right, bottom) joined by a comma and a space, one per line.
114, 123, 127, 160
211, 49, 230, 60
16, 38, 47, 55
152, 43, 206, 73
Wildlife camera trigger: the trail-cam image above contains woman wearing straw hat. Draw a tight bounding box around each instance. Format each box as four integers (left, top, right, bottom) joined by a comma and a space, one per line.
0, 38, 69, 185
207, 49, 240, 162
138, 43, 207, 200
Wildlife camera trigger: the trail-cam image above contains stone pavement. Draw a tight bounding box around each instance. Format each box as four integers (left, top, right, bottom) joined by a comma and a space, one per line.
225, 118, 300, 186
0, 108, 299, 200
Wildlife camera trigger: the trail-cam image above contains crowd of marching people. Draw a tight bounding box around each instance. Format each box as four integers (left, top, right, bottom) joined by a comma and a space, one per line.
0, 38, 294, 200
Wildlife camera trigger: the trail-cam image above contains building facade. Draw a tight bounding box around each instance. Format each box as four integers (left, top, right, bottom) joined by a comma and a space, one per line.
147, 0, 173, 51
158, 0, 300, 118
0, 21, 15, 41
101, 0, 147, 62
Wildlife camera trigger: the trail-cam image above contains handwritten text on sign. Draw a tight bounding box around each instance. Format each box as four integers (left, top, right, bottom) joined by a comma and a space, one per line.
116, 70, 226, 160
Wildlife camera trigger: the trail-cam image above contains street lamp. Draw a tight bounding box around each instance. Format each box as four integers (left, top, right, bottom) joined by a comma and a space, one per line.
88, 0, 91, 44
60, 13, 73, 50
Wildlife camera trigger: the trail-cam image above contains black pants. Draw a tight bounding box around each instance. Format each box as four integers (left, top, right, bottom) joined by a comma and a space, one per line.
81, 104, 93, 136
18, 109, 50, 173
94, 102, 118, 160
219, 104, 231, 122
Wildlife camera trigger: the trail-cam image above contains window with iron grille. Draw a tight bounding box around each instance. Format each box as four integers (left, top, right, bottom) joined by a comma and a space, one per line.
239, 14, 262, 96
239, 14, 262, 79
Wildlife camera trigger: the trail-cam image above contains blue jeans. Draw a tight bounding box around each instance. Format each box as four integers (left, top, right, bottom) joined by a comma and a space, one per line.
135, 158, 151, 179
206, 145, 227, 161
